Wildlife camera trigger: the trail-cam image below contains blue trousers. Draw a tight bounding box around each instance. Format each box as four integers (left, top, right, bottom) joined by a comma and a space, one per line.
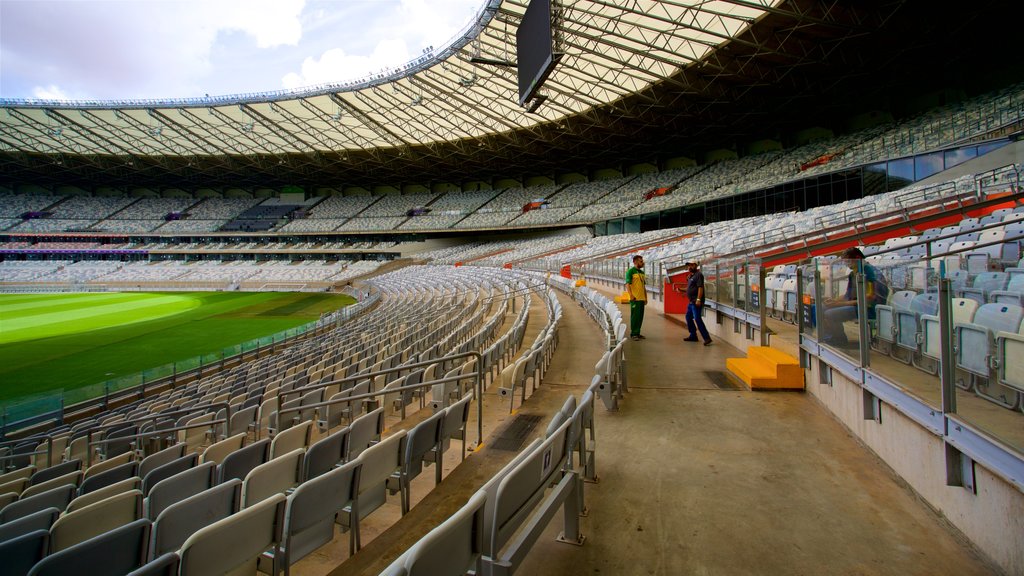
686, 303, 710, 342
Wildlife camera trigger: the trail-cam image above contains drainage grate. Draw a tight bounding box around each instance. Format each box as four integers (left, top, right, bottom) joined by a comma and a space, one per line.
703, 370, 742, 390
490, 414, 544, 451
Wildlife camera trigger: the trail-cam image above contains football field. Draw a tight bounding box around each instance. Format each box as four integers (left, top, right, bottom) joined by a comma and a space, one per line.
0, 291, 356, 405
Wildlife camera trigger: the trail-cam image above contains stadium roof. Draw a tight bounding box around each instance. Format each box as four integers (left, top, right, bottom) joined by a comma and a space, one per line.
0, 0, 1021, 191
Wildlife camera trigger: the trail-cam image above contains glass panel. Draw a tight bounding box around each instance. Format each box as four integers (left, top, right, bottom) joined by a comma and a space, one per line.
944, 147, 977, 169
623, 216, 641, 234
914, 152, 944, 181
2, 392, 62, 426
108, 373, 142, 393
863, 253, 942, 409
887, 158, 915, 191
64, 383, 104, 407
952, 257, 1024, 454
176, 356, 201, 375
816, 256, 861, 358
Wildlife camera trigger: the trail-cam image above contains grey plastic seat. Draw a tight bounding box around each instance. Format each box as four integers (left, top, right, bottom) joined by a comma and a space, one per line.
67, 476, 141, 513
0, 484, 76, 524
49, 489, 144, 552
341, 430, 407, 551
28, 519, 150, 576
144, 461, 218, 521
302, 427, 349, 482
138, 444, 187, 480
200, 433, 245, 467
241, 448, 304, 508
178, 492, 285, 576
0, 529, 49, 576
398, 411, 444, 514
79, 461, 139, 495
21, 471, 83, 499
29, 459, 81, 486
141, 453, 198, 496
269, 421, 312, 460
265, 459, 360, 575
347, 407, 385, 461
382, 490, 487, 576
150, 478, 242, 558
217, 438, 269, 484
0, 507, 60, 543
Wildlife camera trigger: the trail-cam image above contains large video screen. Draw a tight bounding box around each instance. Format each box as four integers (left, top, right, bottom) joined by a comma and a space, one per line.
516, 0, 556, 106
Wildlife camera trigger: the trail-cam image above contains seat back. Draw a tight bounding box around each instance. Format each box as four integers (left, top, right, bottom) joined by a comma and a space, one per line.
30, 459, 81, 486
80, 461, 140, 495
83, 452, 134, 480
269, 420, 312, 460
138, 444, 187, 479
1, 530, 50, 576
241, 448, 304, 508
354, 430, 407, 520
0, 484, 76, 523
348, 407, 385, 461
279, 459, 360, 572
142, 453, 199, 496
67, 476, 141, 513
28, 519, 150, 576
218, 438, 270, 484
145, 461, 218, 521
303, 427, 349, 482
21, 471, 83, 499
388, 490, 487, 576
49, 489, 143, 552
0, 506, 60, 543
200, 433, 246, 466
405, 411, 444, 484
178, 492, 285, 576
150, 478, 242, 558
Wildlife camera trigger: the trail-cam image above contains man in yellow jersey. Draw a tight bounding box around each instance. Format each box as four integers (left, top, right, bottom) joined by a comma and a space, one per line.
625, 255, 647, 340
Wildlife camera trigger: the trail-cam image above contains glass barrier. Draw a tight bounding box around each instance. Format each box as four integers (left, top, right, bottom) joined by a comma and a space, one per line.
201, 353, 221, 368
143, 363, 175, 384
176, 356, 201, 375
108, 373, 143, 394
1, 392, 62, 427
809, 248, 1024, 456
64, 383, 104, 407
860, 254, 943, 409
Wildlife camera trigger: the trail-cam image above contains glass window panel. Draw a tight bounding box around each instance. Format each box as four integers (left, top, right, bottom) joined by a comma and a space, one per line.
944, 147, 977, 169
914, 152, 944, 181
887, 158, 915, 191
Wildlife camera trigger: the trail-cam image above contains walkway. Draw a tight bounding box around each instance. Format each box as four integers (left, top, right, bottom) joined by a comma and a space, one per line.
325, 283, 997, 575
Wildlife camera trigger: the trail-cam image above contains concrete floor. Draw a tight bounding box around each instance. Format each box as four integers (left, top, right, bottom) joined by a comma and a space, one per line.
321, 285, 999, 576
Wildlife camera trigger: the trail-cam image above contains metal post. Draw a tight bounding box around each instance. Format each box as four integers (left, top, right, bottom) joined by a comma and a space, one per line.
856, 265, 870, 368
759, 266, 768, 346
938, 279, 956, 415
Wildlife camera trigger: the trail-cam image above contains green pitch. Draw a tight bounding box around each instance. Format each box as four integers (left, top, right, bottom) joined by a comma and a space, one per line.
0, 291, 356, 406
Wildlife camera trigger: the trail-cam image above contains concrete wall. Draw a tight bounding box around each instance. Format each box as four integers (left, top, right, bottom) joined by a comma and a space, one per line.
804, 362, 1023, 575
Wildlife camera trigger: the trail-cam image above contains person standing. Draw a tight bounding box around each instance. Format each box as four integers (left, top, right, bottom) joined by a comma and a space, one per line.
625, 255, 647, 341
683, 261, 712, 346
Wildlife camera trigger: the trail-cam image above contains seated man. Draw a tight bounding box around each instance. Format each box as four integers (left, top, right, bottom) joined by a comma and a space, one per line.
820, 247, 887, 347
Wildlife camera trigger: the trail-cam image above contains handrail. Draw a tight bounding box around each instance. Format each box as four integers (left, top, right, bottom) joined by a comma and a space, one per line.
278, 352, 485, 447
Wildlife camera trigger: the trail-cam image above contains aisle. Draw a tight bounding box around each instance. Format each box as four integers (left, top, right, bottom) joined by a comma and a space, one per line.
518, 286, 996, 576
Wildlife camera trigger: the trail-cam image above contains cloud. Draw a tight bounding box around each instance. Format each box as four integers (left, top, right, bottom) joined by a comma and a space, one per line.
0, 0, 487, 100
278, 0, 485, 89
1, 0, 305, 99
32, 85, 71, 101
282, 39, 411, 88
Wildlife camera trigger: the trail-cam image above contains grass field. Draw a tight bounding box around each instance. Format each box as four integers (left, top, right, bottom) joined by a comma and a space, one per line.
0, 291, 356, 406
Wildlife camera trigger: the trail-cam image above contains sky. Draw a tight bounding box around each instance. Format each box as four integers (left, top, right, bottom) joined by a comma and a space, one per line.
0, 0, 487, 101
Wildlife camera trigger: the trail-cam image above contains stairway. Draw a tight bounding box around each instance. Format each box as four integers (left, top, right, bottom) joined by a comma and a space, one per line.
725, 346, 803, 390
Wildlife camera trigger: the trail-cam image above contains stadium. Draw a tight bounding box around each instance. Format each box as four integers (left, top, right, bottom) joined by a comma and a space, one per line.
1, 0, 1023, 574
